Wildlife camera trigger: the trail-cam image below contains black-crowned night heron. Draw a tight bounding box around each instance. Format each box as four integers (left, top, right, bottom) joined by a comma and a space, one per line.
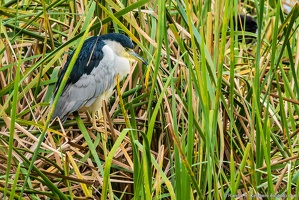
229, 14, 258, 44
51, 33, 148, 127
235, 15, 257, 33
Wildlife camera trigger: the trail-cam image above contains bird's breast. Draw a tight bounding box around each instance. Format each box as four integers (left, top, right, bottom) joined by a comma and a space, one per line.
114, 56, 131, 79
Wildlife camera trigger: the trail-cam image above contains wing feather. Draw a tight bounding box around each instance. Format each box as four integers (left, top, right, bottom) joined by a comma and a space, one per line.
51, 37, 116, 122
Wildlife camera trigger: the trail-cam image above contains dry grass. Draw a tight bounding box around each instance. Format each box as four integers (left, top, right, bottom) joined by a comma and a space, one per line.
1, 0, 299, 199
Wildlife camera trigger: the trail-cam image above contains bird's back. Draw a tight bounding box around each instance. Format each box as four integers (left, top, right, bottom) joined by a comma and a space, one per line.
51, 36, 116, 122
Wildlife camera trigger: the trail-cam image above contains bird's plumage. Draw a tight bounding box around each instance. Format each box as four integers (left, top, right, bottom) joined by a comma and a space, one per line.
235, 15, 257, 34
51, 33, 139, 122
101, 33, 134, 49
230, 14, 258, 44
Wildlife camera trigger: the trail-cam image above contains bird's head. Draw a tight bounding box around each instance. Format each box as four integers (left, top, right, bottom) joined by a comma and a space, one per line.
101, 33, 148, 65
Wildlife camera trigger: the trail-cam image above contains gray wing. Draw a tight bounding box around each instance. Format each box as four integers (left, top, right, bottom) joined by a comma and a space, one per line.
52, 45, 116, 122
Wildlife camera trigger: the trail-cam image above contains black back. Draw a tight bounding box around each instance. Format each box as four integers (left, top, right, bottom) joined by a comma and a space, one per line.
235, 15, 258, 33
54, 36, 105, 96
230, 14, 258, 44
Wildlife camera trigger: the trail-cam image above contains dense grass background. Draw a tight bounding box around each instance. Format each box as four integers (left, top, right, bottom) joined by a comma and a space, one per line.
1, 0, 299, 199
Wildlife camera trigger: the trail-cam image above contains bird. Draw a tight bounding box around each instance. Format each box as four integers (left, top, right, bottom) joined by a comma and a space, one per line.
50, 33, 148, 127
230, 14, 258, 43
235, 15, 257, 33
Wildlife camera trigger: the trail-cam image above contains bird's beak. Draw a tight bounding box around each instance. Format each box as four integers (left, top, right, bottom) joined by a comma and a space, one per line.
129, 51, 148, 66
